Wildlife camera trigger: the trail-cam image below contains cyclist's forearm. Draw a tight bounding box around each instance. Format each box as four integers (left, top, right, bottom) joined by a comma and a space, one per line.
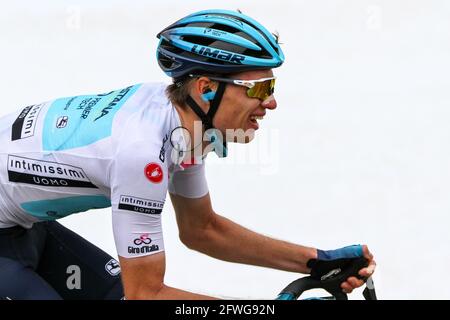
156, 285, 219, 300
127, 284, 219, 300
188, 213, 316, 274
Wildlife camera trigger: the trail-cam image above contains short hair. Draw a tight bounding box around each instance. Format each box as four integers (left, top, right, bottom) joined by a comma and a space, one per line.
165, 76, 196, 107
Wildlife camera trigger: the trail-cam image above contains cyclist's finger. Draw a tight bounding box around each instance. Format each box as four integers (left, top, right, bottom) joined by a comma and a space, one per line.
362, 245, 373, 260
359, 259, 376, 278
341, 282, 353, 293
347, 276, 364, 288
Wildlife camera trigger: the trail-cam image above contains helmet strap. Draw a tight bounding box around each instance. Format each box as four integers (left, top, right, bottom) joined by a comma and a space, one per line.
206, 82, 226, 127
185, 82, 228, 157
186, 82, 226, 131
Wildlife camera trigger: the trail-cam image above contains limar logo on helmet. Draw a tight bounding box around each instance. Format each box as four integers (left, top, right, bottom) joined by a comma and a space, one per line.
191, 45, 245, 64
144, 163, 163, 184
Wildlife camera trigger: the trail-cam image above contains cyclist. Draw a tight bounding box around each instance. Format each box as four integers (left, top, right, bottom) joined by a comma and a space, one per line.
0, 9, 375, 299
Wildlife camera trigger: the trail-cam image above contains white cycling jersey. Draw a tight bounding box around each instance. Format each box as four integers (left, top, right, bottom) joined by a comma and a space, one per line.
0, 82, 208, 258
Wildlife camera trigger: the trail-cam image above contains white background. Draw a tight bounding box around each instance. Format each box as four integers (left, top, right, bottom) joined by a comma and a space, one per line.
1, 0, 450, 299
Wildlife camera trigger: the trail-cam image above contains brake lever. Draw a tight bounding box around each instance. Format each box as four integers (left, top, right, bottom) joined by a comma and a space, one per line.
363, 277, 377, 300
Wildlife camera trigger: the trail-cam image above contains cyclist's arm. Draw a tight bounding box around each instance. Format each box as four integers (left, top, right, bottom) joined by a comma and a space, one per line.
170, 192, 317, 274
118, 252, 217, 300
169, 161, 373, 293
110, 135, 219, 299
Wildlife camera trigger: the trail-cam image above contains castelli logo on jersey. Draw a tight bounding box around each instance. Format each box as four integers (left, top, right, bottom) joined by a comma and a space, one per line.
144, 163, 163, 183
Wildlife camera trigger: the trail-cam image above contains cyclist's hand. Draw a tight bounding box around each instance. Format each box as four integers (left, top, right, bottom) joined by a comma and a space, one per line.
341, 245, 376, 294
307, 244, 376, 294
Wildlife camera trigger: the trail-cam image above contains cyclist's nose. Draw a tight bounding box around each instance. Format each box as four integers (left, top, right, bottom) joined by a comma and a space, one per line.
262, 95, 277, 110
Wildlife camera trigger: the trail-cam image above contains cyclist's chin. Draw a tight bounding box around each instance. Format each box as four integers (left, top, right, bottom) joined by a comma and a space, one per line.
227, 129, 256, 144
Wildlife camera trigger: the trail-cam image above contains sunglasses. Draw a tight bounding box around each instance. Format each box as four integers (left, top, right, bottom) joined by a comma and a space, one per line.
190, 74, 276, 101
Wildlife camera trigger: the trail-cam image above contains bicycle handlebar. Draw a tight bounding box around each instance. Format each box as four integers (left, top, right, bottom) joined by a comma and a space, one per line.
277, 257, 377, 300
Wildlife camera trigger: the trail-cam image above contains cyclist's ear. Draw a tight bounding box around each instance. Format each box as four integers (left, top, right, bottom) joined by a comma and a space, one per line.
193, 77, 218, 99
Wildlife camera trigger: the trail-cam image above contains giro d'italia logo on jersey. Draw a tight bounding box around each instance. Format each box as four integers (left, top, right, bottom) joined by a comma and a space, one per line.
144, 163, 163, 184
11, 104, 44, 141
128, 234, 159, 255
7, 155, 98, 188
118, 195, 164, 215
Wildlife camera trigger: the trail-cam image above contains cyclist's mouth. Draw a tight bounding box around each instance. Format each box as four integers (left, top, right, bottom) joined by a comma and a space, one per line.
248, 115, 264, 130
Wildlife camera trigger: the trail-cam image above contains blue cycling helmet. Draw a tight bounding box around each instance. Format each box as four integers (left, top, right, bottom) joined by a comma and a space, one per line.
156, 9, 285, 78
